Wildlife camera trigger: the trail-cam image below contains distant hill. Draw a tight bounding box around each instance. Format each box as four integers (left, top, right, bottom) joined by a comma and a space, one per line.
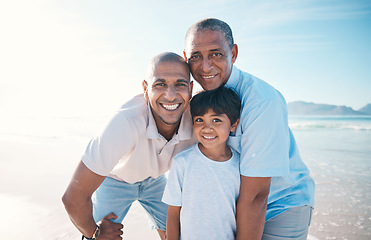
287, 101, 370, 115
358, 104, 371, 115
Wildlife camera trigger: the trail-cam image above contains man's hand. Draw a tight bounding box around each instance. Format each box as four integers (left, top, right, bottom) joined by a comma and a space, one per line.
97, 213, 124, 240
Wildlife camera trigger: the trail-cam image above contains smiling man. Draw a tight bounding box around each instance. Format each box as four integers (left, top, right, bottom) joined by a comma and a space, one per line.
62, 52, 195, 240
184, 18, 315, 240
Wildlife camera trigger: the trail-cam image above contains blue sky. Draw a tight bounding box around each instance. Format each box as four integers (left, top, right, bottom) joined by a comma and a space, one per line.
0, 0, 370, 118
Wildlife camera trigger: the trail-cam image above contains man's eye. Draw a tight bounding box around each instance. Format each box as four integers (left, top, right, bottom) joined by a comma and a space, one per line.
189, 55, 200, 61
176, 83, 188, 87
154, 83, 166, 87
211, 53, 222, 58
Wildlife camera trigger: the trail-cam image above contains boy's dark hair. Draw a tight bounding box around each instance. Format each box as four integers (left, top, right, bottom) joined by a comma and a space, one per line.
190, 86, 241, 125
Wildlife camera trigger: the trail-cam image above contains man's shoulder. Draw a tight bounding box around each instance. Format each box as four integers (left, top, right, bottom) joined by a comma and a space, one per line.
116, 94, 148, 121
233, 66, 286, 105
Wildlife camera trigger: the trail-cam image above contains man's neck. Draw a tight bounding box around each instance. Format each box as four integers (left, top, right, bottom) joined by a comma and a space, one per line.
157, 123, 179, 141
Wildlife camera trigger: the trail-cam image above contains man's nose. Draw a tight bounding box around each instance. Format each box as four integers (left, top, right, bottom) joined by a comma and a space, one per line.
201, 57, 213, 73
164, 85, 177, 101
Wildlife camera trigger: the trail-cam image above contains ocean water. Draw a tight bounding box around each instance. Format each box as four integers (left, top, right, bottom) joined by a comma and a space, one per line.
289, 116, 371, 240
1, 115, 370, 239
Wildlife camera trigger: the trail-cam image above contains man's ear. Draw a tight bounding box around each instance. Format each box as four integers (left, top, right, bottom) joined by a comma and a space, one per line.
142, 80, 149, 100
231, 44, 238, 64
183, 50, 188, 62
230, 118, 240, 132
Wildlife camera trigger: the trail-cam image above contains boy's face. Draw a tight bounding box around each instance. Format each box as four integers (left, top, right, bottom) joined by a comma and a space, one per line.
193, 108, 239, 155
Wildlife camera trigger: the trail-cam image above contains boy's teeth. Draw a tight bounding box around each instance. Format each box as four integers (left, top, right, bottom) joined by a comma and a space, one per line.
163, 104, 179, 110
203, 136, 216, 139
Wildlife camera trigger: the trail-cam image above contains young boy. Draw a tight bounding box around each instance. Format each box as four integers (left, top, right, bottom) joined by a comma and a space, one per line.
162, 86, 242, 240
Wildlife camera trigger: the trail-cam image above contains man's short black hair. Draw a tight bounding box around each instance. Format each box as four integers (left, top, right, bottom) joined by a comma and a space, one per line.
190, 86, 241, 125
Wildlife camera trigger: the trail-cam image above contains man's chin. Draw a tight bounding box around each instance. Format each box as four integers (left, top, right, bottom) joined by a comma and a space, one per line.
159, 117, 181, 126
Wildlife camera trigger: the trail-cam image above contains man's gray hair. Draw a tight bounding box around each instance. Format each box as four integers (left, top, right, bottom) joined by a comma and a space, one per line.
185, 18, 234, 49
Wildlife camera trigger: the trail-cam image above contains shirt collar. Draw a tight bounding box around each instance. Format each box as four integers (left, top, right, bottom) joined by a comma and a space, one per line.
146, 102, 193, 141
225, 65, 239, 90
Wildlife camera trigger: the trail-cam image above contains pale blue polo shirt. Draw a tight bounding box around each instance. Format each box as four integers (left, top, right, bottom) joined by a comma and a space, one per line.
226, 65, 315, 221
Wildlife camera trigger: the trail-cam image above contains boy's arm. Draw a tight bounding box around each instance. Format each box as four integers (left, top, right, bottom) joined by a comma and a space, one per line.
166, 205, 181, 240
236, 175, 271, 240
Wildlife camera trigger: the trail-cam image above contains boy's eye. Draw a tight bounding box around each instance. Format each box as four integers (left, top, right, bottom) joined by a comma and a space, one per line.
194, 118, 203, 122
212, 118, 222, 122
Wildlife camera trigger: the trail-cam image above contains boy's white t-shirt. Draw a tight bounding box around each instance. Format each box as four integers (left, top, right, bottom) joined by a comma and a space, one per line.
162, 143, 240, 240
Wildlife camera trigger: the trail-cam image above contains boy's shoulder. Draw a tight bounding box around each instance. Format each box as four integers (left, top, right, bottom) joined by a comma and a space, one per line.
173, 144, 198, 162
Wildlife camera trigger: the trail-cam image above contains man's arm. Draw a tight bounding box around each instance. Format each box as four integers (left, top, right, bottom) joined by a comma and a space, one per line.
62, 160, 123, 239
236, 176, 271, 240
166, 205, 181, 240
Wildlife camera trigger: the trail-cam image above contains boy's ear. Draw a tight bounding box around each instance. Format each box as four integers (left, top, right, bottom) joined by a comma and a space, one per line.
230, 119, 240, 132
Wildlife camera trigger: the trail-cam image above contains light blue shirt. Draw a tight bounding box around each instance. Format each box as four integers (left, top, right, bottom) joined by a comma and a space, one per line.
163, 144, 240, 239
226, 65, 315, 221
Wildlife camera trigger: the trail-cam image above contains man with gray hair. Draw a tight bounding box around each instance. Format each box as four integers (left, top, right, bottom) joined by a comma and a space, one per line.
62, 52, 195, 240
183, 18, 315, 240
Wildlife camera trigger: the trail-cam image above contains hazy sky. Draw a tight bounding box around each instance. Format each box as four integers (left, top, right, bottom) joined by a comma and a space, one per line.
1, 0, 370, 118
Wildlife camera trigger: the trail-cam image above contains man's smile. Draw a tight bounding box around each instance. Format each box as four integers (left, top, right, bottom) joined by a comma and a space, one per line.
201, 74, 217, 80
161, 103, 180, 111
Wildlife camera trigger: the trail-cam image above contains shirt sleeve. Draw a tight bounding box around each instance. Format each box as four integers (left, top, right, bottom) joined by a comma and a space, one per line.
240, 97, 290, 177
82, 111, 136, 176
162, 155, 184, 206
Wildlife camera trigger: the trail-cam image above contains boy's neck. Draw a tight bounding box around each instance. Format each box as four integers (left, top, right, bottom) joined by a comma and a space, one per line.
198, 143, 232, 162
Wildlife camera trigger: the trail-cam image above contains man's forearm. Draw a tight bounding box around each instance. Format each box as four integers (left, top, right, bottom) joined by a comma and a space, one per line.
236, 176, 271, 240
62, 193, 97, 238
236, 195, 267, 240
62, 161, 107, 238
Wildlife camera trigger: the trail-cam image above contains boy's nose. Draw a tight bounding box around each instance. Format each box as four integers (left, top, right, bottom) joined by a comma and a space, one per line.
202, 122, 213, 131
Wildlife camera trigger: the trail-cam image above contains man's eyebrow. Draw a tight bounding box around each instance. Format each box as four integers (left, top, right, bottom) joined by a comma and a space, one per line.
153, 79, 166, 83
209, 48, 223, 52
191, 48, 223, 55
177, 79, 189, 84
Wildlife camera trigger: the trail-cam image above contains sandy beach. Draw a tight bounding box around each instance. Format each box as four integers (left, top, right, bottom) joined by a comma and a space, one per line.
0, 116, 370, 239
0, 137, 160, 240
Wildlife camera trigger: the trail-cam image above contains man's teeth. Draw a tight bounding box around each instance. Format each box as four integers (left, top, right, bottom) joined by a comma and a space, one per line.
203, 75, 215, 79
163, 104, 179, 110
